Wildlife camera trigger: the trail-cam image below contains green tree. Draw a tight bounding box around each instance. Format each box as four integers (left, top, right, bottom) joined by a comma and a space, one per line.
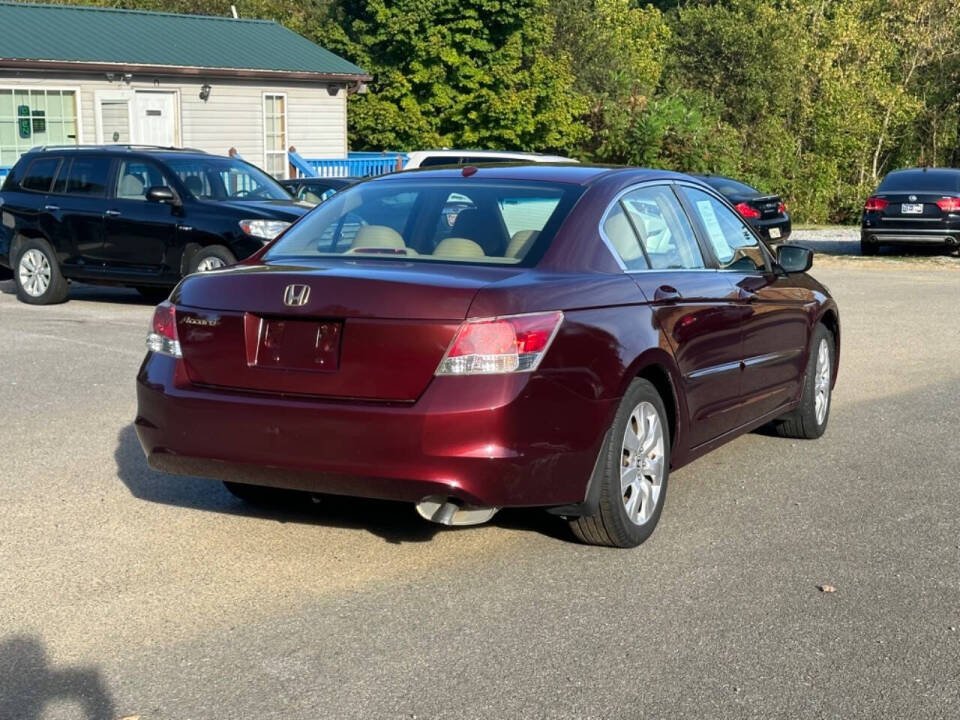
316, 0, 589, 153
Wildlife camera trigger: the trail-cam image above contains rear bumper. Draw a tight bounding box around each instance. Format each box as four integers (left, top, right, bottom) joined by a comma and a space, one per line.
750, 216, 791, 242
861, 227, 960, 245
135, 354, 616, 508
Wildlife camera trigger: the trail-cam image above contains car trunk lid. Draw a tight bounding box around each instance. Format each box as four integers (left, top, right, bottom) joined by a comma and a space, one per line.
173, 260, 523, 401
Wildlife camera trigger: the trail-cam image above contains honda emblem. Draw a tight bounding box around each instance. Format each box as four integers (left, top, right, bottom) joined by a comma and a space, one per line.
283, 284, 311, 307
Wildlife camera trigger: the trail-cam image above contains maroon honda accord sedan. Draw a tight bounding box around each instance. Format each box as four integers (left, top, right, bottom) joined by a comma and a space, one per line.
136, 165, 839, 547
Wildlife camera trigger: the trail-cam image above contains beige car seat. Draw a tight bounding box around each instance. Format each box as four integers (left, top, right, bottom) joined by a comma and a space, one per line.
349, 225, 406, 251
432, 237, 485, 258
603, 208, 644, 263
118, 173, 145, 199
505, 230, 540, 258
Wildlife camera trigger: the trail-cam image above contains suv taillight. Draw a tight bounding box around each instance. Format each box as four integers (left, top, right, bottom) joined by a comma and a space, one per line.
146, 302, 182, 358
436, 311, 563, 375
935, 197, 960, 213
864, 196, 888, 212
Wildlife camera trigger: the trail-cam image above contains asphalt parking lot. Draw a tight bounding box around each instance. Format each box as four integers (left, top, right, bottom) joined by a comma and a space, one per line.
1, 256, 958, 719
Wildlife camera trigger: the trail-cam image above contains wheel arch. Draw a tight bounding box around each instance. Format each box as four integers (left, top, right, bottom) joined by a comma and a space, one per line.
621, 348, 686, 454
817, 306, 840, 387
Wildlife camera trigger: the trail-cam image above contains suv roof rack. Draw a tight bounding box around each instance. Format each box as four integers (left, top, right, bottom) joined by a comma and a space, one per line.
29, 144, 207, 153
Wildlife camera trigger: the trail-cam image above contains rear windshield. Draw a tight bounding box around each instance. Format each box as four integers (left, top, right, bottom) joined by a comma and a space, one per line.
264, 179, 582, 265
877, 170, 960, 193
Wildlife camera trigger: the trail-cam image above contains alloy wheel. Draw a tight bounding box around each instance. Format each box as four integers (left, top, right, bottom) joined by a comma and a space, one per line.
620, 401, 666, 526
814, 338, 831, 425
18, 249, 52, 298
195, 256, 227, 272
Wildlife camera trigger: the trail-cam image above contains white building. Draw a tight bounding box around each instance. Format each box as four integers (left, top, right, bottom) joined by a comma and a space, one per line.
0, 1, 369, 181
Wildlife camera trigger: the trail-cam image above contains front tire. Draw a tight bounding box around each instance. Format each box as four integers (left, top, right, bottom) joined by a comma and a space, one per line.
776, 324, 835, 439
570, 379, 670, 548
188, 245, 237, 275
14, 237, 69, 305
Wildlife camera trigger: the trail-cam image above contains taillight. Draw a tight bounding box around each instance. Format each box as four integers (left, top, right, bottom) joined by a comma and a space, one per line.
734, 202, 762, 219
777, 202, 787, 214
864, 196, 888, 212
936, 197, 960, 213
436, 311, 563, 375
146, 302, 182, 358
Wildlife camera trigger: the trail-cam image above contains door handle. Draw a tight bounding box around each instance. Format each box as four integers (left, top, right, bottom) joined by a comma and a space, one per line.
104, 209, 122, 217
44, 204, 60, 211
653, 284, 682, 302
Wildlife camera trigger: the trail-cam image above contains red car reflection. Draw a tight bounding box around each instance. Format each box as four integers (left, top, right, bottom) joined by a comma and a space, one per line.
136, 165, 839, 547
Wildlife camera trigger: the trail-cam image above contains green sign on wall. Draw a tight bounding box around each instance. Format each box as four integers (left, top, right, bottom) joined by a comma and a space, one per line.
17, 105, 30, 139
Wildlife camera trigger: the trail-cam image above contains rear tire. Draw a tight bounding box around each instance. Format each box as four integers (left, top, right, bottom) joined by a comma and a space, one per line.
14, 237, 69, 305
570, 378, 670, 548
188, 245, 237, 274
775, 324, 834, 439
860, 238, 877, 256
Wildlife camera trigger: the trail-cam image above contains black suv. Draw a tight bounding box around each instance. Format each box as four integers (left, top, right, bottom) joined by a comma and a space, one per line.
0, 146, 310, 304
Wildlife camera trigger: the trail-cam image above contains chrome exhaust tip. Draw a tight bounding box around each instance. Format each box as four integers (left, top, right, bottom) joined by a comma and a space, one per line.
415, 496, 499, 526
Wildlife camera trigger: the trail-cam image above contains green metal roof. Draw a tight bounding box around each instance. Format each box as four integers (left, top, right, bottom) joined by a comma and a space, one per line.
0, 1, 368, 79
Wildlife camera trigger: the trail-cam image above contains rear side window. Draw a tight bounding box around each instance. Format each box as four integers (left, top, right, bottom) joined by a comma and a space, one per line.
265, 179, 580, 265
602, 185, 705, 271
877, 171, 960, 193
21, 157, 62, 192
65, 156, 112, 197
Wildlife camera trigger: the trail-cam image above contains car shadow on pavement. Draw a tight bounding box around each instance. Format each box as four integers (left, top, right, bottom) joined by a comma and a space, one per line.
0, 635, 115, 720
0, 278, 160, 305
114, 424, 573, 545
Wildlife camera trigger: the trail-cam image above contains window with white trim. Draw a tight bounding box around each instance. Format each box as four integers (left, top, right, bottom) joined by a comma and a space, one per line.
263, 94, 288, 179
0, 89, 79, 166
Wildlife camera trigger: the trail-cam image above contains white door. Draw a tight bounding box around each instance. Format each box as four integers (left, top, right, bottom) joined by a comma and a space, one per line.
133, 92, 177, 147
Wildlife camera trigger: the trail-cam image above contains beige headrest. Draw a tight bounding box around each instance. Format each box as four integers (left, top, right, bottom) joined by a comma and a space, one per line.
603, 210, 643, 262
351, 224, 405, 250
506, 230, 539, 258
433, 237, 485, 258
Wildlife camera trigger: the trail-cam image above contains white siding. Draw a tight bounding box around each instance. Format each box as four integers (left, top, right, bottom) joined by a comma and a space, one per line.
0, 70, 348, 170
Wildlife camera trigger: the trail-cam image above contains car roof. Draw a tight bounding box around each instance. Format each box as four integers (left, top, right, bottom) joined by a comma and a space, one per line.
884, 167, 960, 177
21, 145, 216, 162
406, 149, 573, 161
374, 163, 691, 186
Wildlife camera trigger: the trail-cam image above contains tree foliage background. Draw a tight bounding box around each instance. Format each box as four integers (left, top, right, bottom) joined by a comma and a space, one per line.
39, 0, 960, 222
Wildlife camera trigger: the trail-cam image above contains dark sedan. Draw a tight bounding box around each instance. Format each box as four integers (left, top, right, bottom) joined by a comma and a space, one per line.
280, 176, 359, 205
693, 174, 791, 244
136, 165, 839, 548
861, 168, 960, 255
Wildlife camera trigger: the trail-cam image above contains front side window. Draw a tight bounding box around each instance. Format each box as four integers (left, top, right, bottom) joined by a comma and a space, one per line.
21, 157, 61, 192
682, 186, 767, 272
265, 179, 580, 265
165, 157, 289, 201
115, 159, 170, 200
65, 156, 112, 197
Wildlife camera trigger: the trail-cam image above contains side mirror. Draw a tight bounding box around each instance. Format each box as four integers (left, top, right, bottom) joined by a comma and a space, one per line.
146, 186, 181, 207
776, 244, 813, 274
